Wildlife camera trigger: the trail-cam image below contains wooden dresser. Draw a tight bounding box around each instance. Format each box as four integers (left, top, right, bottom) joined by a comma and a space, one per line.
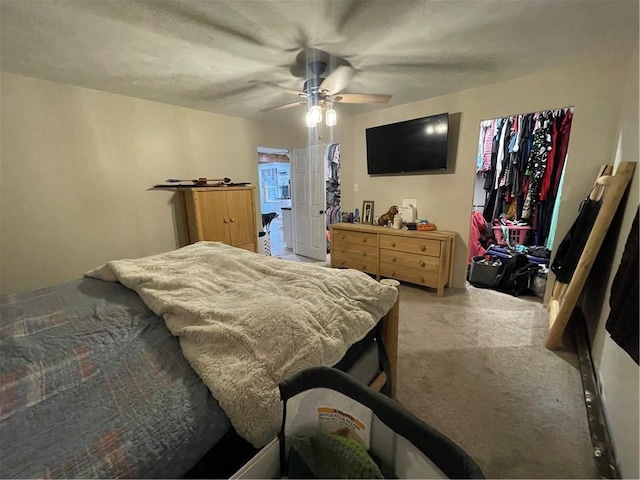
330, 223, 456, 296
182, 186, 257, 252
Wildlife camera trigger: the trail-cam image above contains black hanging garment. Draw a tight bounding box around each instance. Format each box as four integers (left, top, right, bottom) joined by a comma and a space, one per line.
551, 196, 602, 284
605, 208, 639, 365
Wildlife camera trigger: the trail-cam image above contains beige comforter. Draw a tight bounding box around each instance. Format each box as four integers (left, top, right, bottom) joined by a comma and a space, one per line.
86, 241, 398, 447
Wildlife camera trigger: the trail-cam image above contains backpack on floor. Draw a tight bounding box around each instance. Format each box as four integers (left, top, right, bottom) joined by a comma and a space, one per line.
494, 254, 538, 296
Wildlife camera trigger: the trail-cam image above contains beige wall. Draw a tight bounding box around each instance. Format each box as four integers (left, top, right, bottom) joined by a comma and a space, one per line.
340, 56, 633, 288
586, 49, 639, 479
0, 72, 297, 294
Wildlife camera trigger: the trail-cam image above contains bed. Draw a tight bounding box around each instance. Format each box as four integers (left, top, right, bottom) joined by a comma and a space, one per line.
0, 242, 400, 478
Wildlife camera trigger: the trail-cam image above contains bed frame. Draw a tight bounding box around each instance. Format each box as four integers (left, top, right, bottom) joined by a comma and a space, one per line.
370, 278, 400, 398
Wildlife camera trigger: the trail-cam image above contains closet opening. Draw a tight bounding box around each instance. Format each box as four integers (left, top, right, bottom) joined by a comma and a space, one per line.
468, 107, 574, 298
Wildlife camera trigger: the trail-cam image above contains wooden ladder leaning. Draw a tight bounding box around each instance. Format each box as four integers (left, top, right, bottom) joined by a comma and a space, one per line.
546, 161, 636, 350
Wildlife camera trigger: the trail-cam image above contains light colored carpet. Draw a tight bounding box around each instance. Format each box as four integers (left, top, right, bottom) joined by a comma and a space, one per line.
395, 283, 596, 479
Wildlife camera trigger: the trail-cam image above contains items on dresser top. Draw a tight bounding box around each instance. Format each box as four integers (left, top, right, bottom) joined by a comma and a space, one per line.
330, 223, 455, 297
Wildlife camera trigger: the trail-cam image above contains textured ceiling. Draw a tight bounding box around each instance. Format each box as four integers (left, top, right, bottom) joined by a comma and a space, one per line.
1, 0, 638, 123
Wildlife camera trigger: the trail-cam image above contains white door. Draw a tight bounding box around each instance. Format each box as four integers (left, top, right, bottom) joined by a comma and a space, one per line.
292, 146, 327, 260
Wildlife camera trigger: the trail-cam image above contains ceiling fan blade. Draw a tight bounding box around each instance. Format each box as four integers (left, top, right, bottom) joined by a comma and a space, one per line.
250, 80, 305, 97
320, 65, 357, 95
334, 93, 392, 104
363, 58, 496, 73
152, 1, 269, 48
260, 101, 306, 112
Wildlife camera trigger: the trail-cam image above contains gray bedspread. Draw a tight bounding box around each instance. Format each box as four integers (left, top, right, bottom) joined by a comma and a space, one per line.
0, 278, 230, 479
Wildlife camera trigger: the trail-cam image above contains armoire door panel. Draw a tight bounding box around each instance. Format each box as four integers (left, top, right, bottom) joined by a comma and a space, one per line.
227, 189, 256, 247
195, 191, 231, 244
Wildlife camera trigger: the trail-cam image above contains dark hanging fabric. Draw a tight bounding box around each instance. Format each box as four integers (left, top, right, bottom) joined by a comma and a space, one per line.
534, 199, 546, 245
482, 123, 501, 222
519, 114, 534, 172
539, 111, 562, 201
527, 112, 552, 203
538, 111, 569, 244
551, 196, 602, 283
605, 208, 639, 365
551, 110, 573, 198
483, 187, 497, 223
540, 196, 557, 245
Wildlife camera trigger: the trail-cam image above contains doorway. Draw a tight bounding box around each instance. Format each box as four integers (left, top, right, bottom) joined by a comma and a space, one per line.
257, 147, 291, 257
290, 143, 341, 263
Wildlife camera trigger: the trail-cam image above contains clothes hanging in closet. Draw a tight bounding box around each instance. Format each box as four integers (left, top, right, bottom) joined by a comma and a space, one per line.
325, 143, 341, 229
480, 108, 573, 246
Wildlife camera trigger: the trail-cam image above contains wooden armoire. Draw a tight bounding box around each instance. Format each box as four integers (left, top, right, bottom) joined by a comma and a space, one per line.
182, 186, 257, 252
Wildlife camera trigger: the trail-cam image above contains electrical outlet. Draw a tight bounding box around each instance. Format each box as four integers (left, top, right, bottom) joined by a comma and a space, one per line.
353, 183, 359, 192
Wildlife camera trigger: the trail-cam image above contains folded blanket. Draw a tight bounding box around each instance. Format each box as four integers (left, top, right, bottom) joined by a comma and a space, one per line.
85, 242, 398, 447
288, 431, 384, 479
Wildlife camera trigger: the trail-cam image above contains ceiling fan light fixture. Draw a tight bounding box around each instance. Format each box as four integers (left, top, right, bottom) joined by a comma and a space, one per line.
306, 105, 322, 127
325, 106, 337, 127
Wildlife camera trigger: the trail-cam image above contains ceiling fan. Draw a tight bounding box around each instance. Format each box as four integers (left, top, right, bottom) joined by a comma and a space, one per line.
256, 48, 392, 124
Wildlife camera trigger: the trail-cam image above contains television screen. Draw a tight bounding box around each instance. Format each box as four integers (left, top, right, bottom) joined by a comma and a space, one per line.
366, 113, 449, 175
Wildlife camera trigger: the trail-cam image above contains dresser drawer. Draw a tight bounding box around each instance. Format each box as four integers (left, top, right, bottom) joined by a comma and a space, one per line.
379, 262, 440, 288
332, 243, 377, 260
333, 230, 377, 247
379, 235, 440, 257
332, 256, 377, 276
379, 249, 439, 273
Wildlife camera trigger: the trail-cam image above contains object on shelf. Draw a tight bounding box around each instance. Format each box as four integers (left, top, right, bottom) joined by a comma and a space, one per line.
377, 205, 398, 227
398, 205, 416, 223
154, 177, 252, 188
416, 221, 437, 231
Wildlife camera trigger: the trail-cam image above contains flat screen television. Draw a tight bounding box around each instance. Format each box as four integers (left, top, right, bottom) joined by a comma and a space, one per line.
366, 112, 449, 175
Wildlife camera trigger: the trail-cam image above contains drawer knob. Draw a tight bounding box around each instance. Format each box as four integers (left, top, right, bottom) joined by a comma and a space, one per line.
362, 252, 367, 257
392, 257, 396, 262
362, 265, 366, 270
341, 260, 346, 266
230, 218, 236, 223
362, 238, 367, 243
391, 271, 396, 276
341, 248, 345, 253
223, 219, 229, 224
341, 235, 345, 240
420, 245, 426, 252
420, 261, 425, 267
391, 242, 396, 247
421, 277, 425, 283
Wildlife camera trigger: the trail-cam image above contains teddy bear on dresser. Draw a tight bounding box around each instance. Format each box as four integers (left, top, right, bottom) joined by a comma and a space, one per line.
378, 205, 399, 226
